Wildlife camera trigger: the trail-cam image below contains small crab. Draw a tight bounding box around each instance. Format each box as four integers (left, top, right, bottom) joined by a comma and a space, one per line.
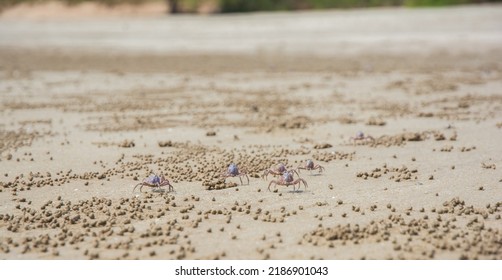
262, 162, 299, 179
268, 171, 308, 192
297, 159, 325, 174
222, 163, 249, 185
133, 173, 174, 193
350, 131, 375, 145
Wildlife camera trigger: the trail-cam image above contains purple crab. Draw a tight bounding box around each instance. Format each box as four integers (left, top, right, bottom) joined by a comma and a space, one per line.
350, 131, 374, 145
222, 163, 249, 185
262, 162, 299, 180
133, 173, 174, 193
297, 159, 325, 174
268, 171, 308, 192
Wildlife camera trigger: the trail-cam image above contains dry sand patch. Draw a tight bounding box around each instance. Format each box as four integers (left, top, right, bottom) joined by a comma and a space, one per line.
1, 6, 502, 260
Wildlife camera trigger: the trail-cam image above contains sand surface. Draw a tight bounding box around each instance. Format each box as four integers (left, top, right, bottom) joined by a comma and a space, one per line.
1, 5, 502, 260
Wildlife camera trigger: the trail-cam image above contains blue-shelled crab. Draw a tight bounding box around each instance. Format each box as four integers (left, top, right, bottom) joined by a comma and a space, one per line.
262, 162, 299, 179
350, 131, 374, 145
221, 163, 249, 185
297, 159, 325, 174
268, 171, 308, 192
133, 173, 174, 193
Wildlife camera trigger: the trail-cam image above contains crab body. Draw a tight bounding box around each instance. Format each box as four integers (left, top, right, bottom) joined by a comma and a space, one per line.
350, 131, 375, 145
222, 163, 249, 185
262, 162, 298, 179
133, 174, 174, 193
268, 171, 308, 192
297, 159, 325, 174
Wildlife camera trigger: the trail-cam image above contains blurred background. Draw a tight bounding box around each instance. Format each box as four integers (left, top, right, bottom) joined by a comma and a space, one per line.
1, 0, 501, 15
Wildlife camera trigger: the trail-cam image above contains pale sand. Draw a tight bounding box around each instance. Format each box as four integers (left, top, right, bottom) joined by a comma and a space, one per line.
0, 5, 501, 260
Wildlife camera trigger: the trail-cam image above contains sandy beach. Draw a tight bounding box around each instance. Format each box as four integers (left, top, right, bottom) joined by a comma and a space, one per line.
1, 4, 502, 260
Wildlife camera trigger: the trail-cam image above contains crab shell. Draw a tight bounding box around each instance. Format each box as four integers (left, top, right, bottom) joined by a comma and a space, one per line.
228, 163, 239, 176
277, 163, 287, 173
306, 159, 314, 169
146, 175, 161, 184
283, 171, 294, 183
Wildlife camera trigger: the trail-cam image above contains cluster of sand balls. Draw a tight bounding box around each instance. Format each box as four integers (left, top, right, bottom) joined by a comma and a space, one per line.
202, 179, 238, 190
1, 189, 316, 259
356, 164, 418, 182
312, 151, 355, 163
2, 187, 502, 260
303, 198, 502, 259
1, 168, 115, 194
359, 130, 456, 148
2, 171, 64, 194
0, 194, 203, 259
110, 144, 327, 186
1, 140, 345, 195
0, 129, 50, 157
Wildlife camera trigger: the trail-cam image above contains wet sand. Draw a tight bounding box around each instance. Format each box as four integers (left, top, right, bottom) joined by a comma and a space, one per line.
1, 5, 502, 259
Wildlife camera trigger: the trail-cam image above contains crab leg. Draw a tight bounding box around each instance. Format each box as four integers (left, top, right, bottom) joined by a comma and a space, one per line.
297, 166, 313, 175
161, 181, 174, 192
299, 179, 308, 191
268, 181, 278, 191
133, 183, 142, 193
319, 165, 325, 172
